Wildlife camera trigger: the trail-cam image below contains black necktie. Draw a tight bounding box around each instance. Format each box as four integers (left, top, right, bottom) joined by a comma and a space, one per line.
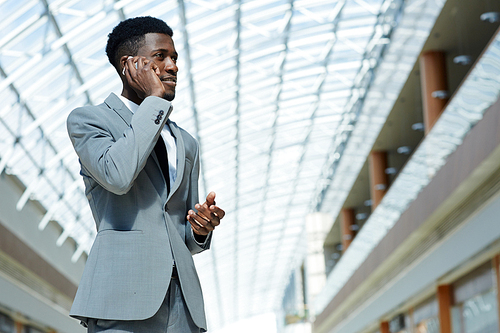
154, 136, 170, 195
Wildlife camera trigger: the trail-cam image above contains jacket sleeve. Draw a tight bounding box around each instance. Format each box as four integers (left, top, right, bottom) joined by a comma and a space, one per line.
67, 96, 171, 195
185, 138, 212, 254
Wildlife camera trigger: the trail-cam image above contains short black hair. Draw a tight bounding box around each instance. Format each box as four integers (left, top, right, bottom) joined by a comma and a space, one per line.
106, 16, 173, 72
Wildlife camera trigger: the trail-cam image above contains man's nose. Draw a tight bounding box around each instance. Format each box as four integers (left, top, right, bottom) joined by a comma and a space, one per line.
164, 58, 178, 73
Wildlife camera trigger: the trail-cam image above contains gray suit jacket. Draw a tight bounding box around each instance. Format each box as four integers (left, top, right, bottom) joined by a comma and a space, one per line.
67, 93, 210, 330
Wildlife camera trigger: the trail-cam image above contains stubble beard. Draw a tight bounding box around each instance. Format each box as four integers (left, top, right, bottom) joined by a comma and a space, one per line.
164, 91, 175, 101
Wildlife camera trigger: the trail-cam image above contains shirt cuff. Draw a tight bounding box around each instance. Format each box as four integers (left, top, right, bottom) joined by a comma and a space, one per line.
192, 229, 210, 246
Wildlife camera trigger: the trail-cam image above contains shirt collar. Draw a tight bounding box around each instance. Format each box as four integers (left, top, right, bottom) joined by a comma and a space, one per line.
118, 94, 139, 114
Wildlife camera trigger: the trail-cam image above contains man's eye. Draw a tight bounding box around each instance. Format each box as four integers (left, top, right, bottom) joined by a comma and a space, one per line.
155, 53, 164, 58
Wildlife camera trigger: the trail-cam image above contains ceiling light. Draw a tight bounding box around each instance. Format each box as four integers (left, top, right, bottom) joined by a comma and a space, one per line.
411, 123, 425, 131
453, 55, 472, 65
431, 90, 449, 99
385, 167, 397, 174
480, 12, 500, 23
397, 146, 412, 154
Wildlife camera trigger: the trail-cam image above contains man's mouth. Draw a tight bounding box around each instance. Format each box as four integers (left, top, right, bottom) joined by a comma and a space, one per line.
160, 76, 177, 85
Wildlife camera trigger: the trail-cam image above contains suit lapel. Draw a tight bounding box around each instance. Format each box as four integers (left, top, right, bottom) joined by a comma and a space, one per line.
104, 93, 132, 126
167, 120, 185, 200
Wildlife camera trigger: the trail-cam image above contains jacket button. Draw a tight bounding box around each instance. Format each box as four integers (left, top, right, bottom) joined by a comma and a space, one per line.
155, 119, 160, 125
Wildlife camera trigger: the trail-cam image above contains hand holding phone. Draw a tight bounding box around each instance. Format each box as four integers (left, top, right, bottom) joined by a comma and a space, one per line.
123, 55, 165, 100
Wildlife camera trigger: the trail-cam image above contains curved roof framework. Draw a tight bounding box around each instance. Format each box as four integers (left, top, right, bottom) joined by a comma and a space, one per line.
0, 0, 405, 329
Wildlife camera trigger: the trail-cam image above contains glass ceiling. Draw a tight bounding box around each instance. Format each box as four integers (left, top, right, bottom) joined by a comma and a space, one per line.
0, 0, 406, 329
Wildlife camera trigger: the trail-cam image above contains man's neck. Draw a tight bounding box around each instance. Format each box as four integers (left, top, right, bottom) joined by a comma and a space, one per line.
121, 86, 143, 105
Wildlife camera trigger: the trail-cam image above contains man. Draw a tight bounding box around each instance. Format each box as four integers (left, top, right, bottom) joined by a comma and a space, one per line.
67, 16, 225, 332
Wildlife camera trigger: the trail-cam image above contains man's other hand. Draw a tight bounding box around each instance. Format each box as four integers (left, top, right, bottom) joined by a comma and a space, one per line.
187, 192, 225, 236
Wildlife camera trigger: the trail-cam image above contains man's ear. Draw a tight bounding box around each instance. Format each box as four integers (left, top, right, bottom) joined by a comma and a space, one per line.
119, 55, 129, 76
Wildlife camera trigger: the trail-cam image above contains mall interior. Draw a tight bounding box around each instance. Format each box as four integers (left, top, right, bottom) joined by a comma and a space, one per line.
1, 0, 500, 332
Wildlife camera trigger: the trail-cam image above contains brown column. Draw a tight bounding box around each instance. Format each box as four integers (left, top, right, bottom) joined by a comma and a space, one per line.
420, 51, 449, 134
493, 255, 500, 333
437, 284, 453, 333
408, 307, 415, 332
369, 151, 388, 210
15, 321, 23, 333
340, 208, 355, 252
380, 321, 390, 333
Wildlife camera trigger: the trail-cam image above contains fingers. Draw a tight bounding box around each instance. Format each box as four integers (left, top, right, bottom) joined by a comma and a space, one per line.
149, 61, 160, 75
187, 209, 214, 236
126, 56, 154, 74
125, 56, 136, 73
123, 56, 139, 81
124, 56, 165, 98
200, 192, 225, 223
204, 192, 225, 220
123, 56, 159, 77
196, 202, 222, 226
205, 191, 216, 206
209, 205, 225, 220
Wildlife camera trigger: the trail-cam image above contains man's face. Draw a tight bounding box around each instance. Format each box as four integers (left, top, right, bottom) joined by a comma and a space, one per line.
137, 33, 178, 101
